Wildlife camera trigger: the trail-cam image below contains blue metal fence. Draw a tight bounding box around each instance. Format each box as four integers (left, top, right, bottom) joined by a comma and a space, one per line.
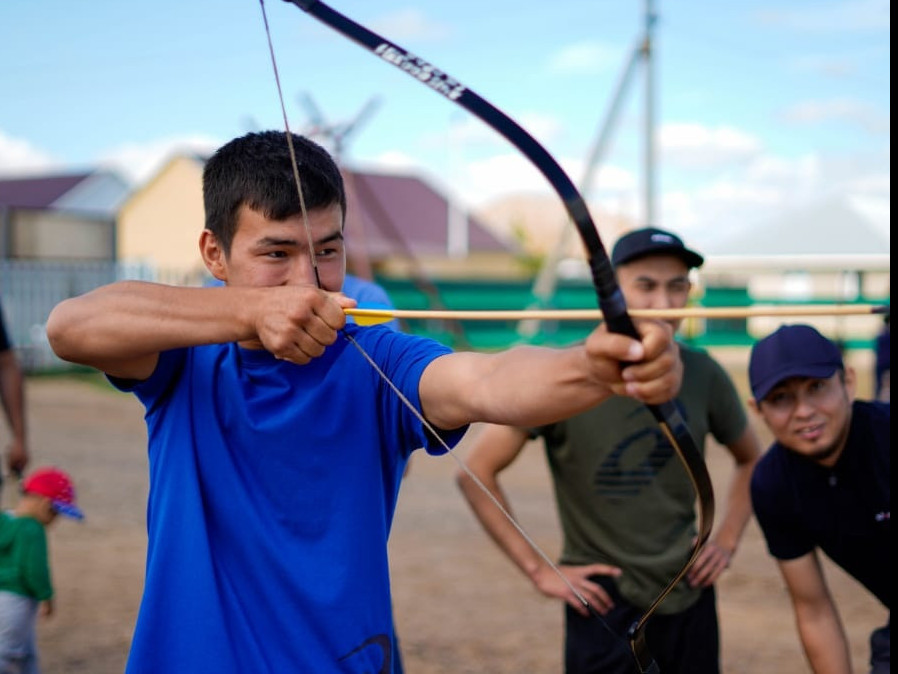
0, 260, 204, 372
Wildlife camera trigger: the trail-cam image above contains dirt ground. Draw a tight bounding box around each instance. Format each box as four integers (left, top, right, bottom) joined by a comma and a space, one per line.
6, 348, 887, 673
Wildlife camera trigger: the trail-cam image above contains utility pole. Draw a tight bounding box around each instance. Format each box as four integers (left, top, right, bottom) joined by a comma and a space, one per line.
518, 4, 657, 339
644, 0, 657, 227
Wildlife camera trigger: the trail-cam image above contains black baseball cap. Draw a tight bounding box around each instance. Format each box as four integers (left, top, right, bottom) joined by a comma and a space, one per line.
611, 227, 704, 269
749, 324, 844, 401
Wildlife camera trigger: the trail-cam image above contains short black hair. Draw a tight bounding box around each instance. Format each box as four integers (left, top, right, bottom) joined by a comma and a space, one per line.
202, 131, 346, 255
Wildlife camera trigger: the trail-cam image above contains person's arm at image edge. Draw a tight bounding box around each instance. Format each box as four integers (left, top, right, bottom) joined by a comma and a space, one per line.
779, 552, 853, 674
0, 348, 27, 474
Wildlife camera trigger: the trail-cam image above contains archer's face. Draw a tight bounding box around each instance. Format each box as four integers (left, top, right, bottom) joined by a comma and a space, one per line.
753, 371, 856, 466
203, 204, 346, 292
616, 255, 692, 331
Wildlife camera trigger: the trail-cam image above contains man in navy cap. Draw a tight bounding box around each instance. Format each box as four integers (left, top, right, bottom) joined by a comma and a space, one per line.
458, 227, 762, 673
749, 324, 890, 674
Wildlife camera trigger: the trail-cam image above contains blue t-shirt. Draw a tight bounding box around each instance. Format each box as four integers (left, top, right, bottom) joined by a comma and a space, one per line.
114, 324, 464, 673
342, 275, 400, 331
751, 400, 890, 609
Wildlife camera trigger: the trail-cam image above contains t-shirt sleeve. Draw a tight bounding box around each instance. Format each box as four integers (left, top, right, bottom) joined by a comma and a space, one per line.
364, 328, 468, 455
106, 348, 186, 413
706, 356, 748, 446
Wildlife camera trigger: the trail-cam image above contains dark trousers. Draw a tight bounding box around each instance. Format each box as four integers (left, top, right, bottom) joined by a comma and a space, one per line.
870, 619, 889, 674
565, 576, 719, 674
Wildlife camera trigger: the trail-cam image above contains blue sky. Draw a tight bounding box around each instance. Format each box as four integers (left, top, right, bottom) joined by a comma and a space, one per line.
0, 0, 890, 247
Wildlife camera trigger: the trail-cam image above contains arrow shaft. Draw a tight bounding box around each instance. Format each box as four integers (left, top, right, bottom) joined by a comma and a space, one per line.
346, 304, 886, 323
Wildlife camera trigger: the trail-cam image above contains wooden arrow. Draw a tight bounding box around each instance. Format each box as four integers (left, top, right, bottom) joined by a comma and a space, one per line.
345, 303, 887, 325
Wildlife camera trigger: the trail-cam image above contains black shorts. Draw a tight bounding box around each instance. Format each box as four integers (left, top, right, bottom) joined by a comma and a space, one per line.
870, 619, 890, 674
565, 575, 719, 674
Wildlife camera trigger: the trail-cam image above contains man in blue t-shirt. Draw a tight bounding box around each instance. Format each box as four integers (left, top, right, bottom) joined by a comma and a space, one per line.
45, 130, 682, 674
749, 324, 890, 674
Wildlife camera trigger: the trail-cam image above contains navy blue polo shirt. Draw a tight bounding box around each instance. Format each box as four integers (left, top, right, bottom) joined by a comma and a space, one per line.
751, 400, 890, 609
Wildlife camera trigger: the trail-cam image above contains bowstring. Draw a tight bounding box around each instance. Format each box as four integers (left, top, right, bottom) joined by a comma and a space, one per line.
256, 0, 607, 627
258, 0, 322, 289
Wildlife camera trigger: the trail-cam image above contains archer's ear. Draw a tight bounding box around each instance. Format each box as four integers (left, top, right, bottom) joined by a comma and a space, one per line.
200, 229, 227, 281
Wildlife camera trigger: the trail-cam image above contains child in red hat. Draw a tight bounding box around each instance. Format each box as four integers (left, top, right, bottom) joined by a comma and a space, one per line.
0, 466, 83, 673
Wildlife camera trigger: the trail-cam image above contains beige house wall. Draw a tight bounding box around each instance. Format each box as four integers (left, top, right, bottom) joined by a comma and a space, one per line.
118, 156, 206, 274
12, 210, 113, 259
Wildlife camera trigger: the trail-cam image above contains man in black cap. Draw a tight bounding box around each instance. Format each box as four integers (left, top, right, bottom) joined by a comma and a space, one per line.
458, 226, 762, 673
749, 324, 890, 674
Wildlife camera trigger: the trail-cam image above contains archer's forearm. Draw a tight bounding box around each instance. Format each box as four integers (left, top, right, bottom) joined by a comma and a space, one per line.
423, 345, 615, 431
47, 282, 258, 369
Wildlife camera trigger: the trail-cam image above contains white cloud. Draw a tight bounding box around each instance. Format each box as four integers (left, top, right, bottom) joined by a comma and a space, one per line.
661, 139, 889, 247
789, 54, 857, 79
546, 41, 619, 75
369, 149, 422, 172
756, 0, 889, 33
0, 129, 223, 185
371, 8, 451, 42
660, 123, 761, 170
446, 147, 637, 211
445, 115, 503, 146
516, 112, 566, 147
0, 130, 61, 176
95, 135, 222, 186
424, 110, 565, 152
780, 99, 890, 136
460, 152, 549, 204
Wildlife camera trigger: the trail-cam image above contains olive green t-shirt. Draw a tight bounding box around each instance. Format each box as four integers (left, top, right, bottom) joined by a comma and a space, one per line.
536, 344, 746, 614
0, 511, 53, 600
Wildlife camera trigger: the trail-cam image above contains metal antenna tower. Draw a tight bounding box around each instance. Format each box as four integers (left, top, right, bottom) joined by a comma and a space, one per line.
297, 92, 381, 164
518, 0, 657, 339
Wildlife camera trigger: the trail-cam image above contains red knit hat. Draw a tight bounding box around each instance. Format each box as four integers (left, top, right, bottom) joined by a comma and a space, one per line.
22, 467, 84, 520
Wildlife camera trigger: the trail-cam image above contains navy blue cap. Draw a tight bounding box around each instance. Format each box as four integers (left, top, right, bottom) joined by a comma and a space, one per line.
611, 227, 704, 269
749, 324, 843, 401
